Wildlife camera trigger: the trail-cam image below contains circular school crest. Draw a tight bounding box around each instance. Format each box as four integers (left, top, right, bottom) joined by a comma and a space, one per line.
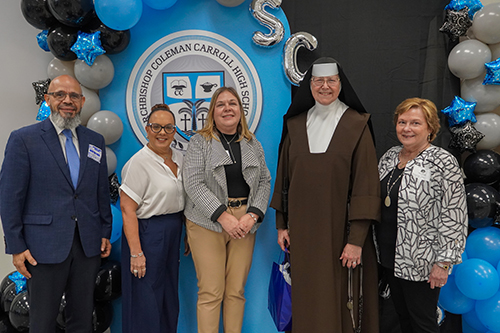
126, 30, 263, 150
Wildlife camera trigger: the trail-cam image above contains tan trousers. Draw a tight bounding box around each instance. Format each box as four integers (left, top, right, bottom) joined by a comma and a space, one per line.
186, 203, 256, 333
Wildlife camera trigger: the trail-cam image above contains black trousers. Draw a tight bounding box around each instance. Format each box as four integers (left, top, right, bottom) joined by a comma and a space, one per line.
385, 267, 441, 333
27, 227, 101, 333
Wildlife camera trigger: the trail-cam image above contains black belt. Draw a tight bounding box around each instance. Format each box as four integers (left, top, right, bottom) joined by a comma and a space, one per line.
227, 199, 248, 208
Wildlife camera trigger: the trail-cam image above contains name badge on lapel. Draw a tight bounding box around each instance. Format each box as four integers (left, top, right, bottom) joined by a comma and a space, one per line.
88, 144, 102, 163
413, 165, 430, 181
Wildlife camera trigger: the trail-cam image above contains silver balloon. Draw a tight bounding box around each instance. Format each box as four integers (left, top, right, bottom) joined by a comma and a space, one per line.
474, 113, 500, 150
448, 39, 491, 80
489, 42, 500, 61
47, 58, 75, 79
215, 0, 245, 7
461, 74, 500, 112
250, 0, 284, 47
105, 147, 117, 177
74, 55, 115, 90
80, 86, 101, 125
283, 32, 318, 86
472, 3, 500, 44
86, 110, 123, 145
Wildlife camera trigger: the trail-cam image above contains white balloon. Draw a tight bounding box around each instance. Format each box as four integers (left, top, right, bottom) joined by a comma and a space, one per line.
490, 42, 500, 61
105, 147, 117, 177
87, 110, 123, 145
472, 3, 500, 44
47, 58, 75, 79
474, 113, 500, 150
80, 86, 101, 125
461, 75, 500, 112
74, 55, 115, 90
448, 39, 491, 79
215, 0, 245, 7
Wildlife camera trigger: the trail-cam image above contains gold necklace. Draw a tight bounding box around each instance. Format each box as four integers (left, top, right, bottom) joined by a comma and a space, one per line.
384, 167, 404, 207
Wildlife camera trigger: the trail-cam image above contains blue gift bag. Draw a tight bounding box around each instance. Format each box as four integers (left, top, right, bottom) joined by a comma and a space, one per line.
268, 251, 292, 331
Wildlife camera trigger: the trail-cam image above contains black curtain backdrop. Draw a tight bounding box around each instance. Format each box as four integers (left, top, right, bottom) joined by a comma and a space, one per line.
282, 0, 460, 159
282, 1, 462, 332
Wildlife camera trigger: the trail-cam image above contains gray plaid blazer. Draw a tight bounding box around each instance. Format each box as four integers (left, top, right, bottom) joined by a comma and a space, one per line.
183, 133, 271, 233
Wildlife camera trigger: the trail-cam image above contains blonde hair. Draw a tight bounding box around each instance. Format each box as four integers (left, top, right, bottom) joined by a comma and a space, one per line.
197, 87, 253, 142
394, 97, 440, 142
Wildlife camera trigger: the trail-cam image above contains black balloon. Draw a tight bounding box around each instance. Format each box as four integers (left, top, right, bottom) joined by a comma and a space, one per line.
1, 284, 16, 314
56, 293, 66, 330
0, 312, 16, 333
464, 150, 500, 185
465, 183, 500, 228
8, 291, 29, 332
47, 0, 95, 28
92, 301, 113, 333
84, 16, 130, 54
20, 0, 58, 30
0, 273, 16, 314
94, 260, 121, 302
47, 25, 79, 61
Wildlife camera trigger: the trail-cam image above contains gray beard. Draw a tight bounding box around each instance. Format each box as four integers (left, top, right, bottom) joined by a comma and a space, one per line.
50, 110, 81, 130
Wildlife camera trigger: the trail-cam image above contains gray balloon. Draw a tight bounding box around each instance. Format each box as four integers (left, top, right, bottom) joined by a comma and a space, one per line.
472, 3, 500, 44
461, 74, 500, 112
86, 110, 123, 145
283, 32, 318, 86
250, 0, 284, 47
448, 39, 491, 80
74, 55, 115, 90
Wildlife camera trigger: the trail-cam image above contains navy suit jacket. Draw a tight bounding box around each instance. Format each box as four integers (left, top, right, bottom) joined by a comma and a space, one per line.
0, 118, 112, 264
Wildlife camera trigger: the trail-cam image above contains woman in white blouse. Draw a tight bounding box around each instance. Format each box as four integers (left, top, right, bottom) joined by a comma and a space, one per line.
120, 104, 185, 333
377, 98, 467, 333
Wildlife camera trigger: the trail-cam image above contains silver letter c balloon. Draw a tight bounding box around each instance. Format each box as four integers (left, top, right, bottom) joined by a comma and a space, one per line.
283, 32, 318, 86
250, 0, 284, 47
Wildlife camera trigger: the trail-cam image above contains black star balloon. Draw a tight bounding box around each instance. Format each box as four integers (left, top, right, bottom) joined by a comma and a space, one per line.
439, 7, 472, 42
108, 173, 120, 205
32, 78, 51, 105
449, 121, 485, 153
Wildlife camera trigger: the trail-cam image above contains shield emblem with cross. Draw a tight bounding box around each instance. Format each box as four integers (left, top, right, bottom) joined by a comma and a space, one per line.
163, 71, 224, 140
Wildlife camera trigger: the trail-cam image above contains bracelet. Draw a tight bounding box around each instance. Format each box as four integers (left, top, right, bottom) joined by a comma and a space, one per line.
435, 262, 449, 271
130, 252, 143, 258
248, 213, 258, 223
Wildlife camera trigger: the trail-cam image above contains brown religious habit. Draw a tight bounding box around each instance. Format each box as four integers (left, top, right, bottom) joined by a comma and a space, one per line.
271, 108, 381, 333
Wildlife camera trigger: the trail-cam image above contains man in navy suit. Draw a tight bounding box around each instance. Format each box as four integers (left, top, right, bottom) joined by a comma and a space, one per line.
0, 75, 112, 332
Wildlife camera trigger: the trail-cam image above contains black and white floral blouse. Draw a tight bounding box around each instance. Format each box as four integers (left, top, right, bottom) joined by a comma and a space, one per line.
378, 145, 468, 282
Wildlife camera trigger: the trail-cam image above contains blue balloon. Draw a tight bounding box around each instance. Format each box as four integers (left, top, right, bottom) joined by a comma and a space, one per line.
455, 258, 500, 300
466, 227, 500, 268
438, 275, 475, 314
476, 290, 500, 332
143, 0, 178, 10
463, 309, 489, 332
95, 0, 143, 31
110, 204, 122, 244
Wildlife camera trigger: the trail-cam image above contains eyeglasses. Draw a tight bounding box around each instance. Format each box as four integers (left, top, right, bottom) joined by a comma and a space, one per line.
148, 123, 175, 134
311, 77, 341, 87
47, 91, 83, 101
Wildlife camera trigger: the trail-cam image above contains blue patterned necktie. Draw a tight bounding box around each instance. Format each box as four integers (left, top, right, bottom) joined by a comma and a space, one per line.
63, 129, 79, 188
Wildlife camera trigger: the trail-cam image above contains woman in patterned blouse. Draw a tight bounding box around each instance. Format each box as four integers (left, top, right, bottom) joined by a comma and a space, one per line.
376, 97, 467, 333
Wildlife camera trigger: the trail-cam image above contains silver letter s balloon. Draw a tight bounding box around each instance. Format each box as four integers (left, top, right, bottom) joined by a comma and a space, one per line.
250, 0, 284, 47
283, 32, 318, 85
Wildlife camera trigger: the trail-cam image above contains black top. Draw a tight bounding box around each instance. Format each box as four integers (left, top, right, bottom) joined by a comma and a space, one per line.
377, 166, 405, 269
219, 132, 250, 198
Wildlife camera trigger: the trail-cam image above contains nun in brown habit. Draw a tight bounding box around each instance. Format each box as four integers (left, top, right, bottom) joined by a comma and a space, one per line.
270, 57, 381, 333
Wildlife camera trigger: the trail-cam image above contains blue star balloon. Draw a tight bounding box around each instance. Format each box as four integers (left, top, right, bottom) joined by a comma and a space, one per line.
36, 30, 50, 52
445, 0, 483, 19
36, 101, 51, 121
70, 31, 106, 66
8, 271, 27, 294
483, 58, 500, 85
441, 96, 477, 126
